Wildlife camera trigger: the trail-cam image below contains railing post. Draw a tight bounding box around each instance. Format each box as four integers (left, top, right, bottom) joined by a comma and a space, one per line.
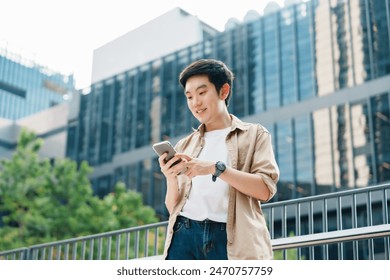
25, 248, 31, 260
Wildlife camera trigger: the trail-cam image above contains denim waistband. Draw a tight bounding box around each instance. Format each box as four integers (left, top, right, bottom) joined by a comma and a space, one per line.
176, 215, 226, 225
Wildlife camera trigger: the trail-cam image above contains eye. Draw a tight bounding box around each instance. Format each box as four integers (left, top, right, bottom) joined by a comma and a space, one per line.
199, 91, 206, 95
187, 96, 192, 100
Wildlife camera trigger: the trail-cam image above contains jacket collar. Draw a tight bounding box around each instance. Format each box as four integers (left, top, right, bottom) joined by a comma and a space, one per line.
193, 114, 249, 137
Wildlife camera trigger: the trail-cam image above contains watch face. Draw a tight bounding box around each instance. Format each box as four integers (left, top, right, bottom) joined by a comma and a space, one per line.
217, 161, 226, 171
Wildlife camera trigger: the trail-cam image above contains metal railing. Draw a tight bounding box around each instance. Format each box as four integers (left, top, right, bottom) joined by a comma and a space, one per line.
1, 183, 389, 260
0, 221, 168, 260
264, 183, 390, 259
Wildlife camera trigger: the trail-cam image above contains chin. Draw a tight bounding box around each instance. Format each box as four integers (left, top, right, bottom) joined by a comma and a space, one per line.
192, 114, 204, 123
195, 117, 204, 124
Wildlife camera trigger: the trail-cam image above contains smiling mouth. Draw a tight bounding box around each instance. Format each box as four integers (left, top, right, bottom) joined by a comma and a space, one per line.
196, 108, 206, 114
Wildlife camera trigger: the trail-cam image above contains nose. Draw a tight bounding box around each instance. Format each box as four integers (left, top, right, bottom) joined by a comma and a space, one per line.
193, 95, 202, 107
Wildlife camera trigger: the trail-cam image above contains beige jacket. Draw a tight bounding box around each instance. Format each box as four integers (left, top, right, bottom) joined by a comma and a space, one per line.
163, 115, 279, 259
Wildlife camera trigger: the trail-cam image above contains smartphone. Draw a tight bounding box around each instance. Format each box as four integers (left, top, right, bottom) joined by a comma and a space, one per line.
152, 141, 181, 166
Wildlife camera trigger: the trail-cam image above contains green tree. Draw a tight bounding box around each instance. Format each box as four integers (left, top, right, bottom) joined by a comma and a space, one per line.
103, 182, 158, 228
0, 129, 158, 251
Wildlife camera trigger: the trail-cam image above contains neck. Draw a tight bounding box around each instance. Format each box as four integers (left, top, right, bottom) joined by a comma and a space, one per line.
204, 112, 231, 132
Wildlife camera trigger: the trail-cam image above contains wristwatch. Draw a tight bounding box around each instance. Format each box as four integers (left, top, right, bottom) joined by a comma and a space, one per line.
212, 161, 226, 182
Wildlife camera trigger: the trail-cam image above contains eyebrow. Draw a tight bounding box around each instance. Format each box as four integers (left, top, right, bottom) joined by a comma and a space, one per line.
185, 84, 207, 95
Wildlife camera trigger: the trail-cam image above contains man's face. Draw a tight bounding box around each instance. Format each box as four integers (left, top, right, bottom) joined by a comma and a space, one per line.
184, 74, 227, 129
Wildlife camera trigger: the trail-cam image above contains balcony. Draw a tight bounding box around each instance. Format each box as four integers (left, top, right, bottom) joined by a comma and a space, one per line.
1, 183, 389, 260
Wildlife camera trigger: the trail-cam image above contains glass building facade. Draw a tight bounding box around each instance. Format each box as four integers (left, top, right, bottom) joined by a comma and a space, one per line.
0, 49, 76, 120
66, 0, 390, 218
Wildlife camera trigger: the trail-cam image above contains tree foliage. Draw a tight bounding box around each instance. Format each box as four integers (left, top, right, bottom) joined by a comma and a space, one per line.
0, 129, 158, 251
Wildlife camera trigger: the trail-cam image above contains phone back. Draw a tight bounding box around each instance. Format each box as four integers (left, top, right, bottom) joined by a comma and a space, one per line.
152, 141, 176, 161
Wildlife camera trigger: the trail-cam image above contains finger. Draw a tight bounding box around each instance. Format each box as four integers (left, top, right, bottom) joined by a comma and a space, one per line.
158, 153, 168, 164
184, 168, 192, 177
176, 167, 187, 176
166, 156, 182, 168
175, 153, 192, 161
160, 167, 168, 175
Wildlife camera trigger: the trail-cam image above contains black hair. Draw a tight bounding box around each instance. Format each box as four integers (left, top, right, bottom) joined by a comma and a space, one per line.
179, 59, 234, 106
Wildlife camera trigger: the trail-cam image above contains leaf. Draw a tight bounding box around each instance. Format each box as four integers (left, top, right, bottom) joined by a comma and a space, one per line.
0, 129, 158, 251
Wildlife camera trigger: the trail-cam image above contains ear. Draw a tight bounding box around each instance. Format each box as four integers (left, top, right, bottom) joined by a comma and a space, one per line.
219, 83, 230, 100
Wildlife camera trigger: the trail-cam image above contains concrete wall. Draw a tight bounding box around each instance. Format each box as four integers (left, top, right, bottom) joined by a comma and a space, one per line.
0, 103, 69, 160
91, 7, 211, 83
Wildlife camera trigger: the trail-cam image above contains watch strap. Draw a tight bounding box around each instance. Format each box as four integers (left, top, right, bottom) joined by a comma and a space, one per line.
212, 161, 226, 182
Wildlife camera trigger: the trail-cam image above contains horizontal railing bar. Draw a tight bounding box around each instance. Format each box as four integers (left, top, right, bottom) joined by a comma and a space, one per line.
263, 183, 390, 209
272, 224, 390, 250
0, 247, 28, 257
27, 221, 168, 250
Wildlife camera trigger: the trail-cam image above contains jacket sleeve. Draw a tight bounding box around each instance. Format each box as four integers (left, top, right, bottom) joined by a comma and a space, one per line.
251, 126, 279, 202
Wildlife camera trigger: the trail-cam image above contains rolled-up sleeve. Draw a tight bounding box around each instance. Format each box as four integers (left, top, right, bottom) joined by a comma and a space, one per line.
250, 126, 279, 202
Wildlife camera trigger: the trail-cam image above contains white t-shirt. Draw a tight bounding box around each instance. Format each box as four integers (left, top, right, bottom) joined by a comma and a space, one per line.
180, 127, 231, 223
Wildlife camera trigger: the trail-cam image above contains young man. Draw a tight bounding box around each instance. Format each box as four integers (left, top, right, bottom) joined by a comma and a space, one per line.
158, 59, 279, 260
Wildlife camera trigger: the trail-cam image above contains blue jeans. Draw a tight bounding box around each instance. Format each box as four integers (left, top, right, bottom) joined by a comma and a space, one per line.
166, 216, 228, 260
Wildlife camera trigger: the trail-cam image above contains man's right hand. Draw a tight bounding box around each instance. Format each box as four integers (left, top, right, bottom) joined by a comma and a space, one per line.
158, 153, 186, 180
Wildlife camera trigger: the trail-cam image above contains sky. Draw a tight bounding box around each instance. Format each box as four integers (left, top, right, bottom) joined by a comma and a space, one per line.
1, 0, 285, 90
